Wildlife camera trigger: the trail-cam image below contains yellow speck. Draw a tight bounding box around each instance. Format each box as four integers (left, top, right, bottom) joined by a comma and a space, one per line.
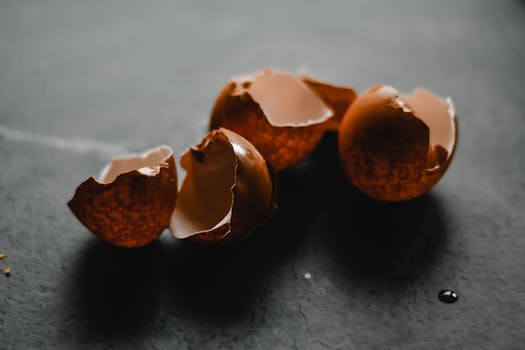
0, 254, 6, 259
4, 267, 11, 276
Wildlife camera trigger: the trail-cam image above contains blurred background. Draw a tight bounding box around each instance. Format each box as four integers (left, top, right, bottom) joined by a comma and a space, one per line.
1, 0, 524, 349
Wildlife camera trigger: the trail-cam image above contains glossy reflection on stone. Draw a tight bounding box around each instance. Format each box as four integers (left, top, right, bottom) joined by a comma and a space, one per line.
438, 290, 459, 304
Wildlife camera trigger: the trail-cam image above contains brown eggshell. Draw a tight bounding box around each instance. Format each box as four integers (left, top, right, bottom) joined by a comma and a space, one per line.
300, 75, 357, 131
68, 146, 178, 247
338, 85, 457, 201
170, 128, 277, 244
210, 69, 337, 171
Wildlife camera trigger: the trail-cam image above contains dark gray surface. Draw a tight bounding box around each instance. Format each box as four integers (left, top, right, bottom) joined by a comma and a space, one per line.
1, 0, 524, 349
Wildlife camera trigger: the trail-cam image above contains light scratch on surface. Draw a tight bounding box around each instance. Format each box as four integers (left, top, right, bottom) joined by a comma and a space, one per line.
0, 125, 130, 157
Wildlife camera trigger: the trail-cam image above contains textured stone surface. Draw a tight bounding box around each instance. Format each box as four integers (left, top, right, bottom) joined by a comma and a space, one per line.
0, 0, 524, 349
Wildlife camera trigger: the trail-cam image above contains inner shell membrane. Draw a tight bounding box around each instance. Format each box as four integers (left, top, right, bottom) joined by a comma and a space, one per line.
170, 133, 236, 238
400, 89, 456, 166
99, 146, 173, 184
247, 71, 333, 127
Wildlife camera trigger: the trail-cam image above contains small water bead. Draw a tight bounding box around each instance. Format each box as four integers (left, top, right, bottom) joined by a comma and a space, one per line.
438, 290, 458, 304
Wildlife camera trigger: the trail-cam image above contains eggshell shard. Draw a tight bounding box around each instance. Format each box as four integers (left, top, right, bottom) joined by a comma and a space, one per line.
68, 146, 178, 247
338, 85, 457, 202
300, 75, 357, 131
210, 69, 338, 171
170, 128, 277, 244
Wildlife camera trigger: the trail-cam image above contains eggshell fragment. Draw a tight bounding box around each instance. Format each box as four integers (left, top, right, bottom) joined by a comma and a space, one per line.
300, 75, 357, 131
68, 146, 178, 247
210, 69, 339, 171
170, 128, 277, 244
338, 85, 457, 201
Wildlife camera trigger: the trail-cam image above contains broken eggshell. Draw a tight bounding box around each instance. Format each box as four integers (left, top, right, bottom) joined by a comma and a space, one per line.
210, 69, 355, 171
338, 85, 457, 201
300, 75, 357, 131
68, 146, 178, 247
170, 128, 277, 244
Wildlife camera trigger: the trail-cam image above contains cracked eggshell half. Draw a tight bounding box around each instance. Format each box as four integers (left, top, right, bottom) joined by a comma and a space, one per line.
68, 146, 178, 247
338, 85, 457, 201
210, 69, 340, 171
170, 128, 277, 244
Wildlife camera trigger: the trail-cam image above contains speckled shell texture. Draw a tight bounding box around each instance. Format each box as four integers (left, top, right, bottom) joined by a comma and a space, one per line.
210, 81, 329, 171
68, 154, 177, 247
338, 86, 457, 201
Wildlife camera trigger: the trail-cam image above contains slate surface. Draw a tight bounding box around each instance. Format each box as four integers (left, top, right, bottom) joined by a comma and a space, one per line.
1, 0, 524, 349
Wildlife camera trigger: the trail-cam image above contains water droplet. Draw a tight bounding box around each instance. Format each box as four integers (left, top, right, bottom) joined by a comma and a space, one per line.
438, 290, 458, 304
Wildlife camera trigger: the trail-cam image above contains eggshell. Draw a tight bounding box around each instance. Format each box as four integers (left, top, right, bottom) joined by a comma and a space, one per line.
210, 69, 338, 171
300, 75, 357, 131
338, 85, 457, 201
68, 146, 177, 247
170, 128, 277, 243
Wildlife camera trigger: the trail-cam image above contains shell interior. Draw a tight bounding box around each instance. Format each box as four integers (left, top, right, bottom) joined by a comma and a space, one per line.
399, 88, 456, 166
170, 132, 236, 239
98, 146, 173, 184
234, 70, 333, 127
